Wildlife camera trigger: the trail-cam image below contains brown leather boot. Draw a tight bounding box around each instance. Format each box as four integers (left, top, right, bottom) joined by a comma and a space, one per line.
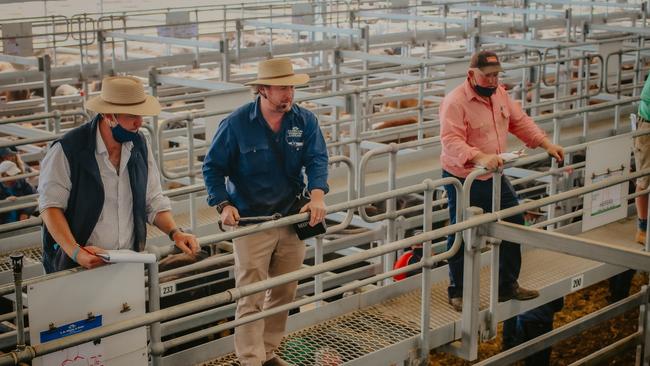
262, 357, 292, 366
499, 285, 539, 302
448, 297, 463, 312
636, 230, 646, 245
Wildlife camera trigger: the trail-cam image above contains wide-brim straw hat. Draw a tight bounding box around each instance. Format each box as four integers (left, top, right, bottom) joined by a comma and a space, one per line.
86, 76, 161, 116
244, 58, 310, 86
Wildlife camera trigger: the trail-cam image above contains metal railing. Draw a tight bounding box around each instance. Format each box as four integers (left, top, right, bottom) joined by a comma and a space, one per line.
1, 163, 650, 365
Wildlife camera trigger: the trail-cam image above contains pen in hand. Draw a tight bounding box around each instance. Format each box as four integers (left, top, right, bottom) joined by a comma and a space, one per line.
79, 246, 96, 256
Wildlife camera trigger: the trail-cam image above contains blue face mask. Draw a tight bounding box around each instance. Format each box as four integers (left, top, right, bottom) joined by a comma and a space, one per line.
108, 115, 139, 143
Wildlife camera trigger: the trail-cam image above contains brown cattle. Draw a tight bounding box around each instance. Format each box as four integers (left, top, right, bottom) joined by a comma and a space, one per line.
372, 95, 435, 143
383, 98, 435, 110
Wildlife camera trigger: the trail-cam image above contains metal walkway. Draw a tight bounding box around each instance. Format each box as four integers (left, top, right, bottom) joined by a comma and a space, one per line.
194, 218, 641, 366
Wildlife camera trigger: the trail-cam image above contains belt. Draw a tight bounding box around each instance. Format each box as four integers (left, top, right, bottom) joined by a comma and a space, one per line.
218, 214, 283, 231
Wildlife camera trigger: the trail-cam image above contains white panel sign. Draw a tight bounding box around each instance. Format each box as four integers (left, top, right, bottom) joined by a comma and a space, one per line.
390, 0, 409, 14
582, 135, 632, 232
157, 11, 198, 39
2, 22, 33, 57
28, 264, 148, 366
570, 274, 584, 292
292, 4, 315, 25
160, 282, 177, 297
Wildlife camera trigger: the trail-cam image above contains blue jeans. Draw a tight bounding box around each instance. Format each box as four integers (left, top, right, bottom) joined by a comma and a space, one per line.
608, 269, 635, 303
510, 319, 554, 366
443, 170, 523, 299
503, 298, 564, 366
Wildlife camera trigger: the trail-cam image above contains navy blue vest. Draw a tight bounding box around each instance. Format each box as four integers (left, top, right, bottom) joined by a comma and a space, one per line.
42, 115, 148, 273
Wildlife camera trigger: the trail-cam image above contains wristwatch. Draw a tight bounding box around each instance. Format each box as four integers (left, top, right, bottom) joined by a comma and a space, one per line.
216, 200, 233, 214
168, 227, 184, 241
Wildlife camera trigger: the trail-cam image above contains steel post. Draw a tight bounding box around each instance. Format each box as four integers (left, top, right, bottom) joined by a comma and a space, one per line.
314, 235, 324, 306
148, 68, 159, 163
187, 115, 197, 232
419, 187, 434, 365
148, 262, 163, 366
38, 55, 53, 133
488, 171, 501, 338
98, 30, 105, 78
384, 148, 398, 285
459, 206, 484, 360
10, 253, 24, 351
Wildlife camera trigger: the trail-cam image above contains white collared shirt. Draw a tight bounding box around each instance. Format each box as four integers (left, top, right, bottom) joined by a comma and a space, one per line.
38, 127, 171, 250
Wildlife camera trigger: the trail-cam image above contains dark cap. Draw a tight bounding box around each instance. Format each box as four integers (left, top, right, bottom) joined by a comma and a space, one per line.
469, 50, 503, 73
0, 147, 17, 157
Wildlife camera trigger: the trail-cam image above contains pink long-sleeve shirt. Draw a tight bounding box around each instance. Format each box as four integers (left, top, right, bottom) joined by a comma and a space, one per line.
439, 79, 547, 179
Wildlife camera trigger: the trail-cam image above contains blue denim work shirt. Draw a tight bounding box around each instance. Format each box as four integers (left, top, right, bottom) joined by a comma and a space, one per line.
202, 97, 329, 217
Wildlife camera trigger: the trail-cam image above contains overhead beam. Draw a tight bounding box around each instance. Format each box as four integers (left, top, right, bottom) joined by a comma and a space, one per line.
480, 35, 596, 52
531, 0, 642, 10
295, 90, 347, 108
0, 54, 39, 67
340, 50, 439, 66
0, 10, 637, 85
450, 4, 565, 17
103, 31, 221, 49
155, 75, 247, 92
355, 10, 467, 25
590, 24, 650, 37
487, 221, 650, 272
0, 0, 62, 3
243, 20, 361, 36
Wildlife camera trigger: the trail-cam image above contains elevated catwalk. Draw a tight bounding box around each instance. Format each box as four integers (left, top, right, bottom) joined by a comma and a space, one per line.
191, 218, 641, 366
0, 112, 629, 280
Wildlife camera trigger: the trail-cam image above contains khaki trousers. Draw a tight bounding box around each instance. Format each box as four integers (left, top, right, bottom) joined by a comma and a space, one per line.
233, 225, 305, 366
635, 117, 650, 189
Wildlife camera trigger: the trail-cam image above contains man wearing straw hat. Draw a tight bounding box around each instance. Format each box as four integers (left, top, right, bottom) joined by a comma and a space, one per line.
38, 75, 200, 274
202, 58, 329, 366
439, 51, 564, 312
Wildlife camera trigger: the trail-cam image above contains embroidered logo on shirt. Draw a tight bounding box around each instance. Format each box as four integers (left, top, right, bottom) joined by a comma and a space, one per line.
286, 127, 304, 148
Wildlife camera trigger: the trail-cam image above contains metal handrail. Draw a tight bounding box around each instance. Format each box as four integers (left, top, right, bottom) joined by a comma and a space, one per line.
0, 183, 207, 235
4, 167, 650, 365
357, 137, 440, 223
603, 46, 650, 94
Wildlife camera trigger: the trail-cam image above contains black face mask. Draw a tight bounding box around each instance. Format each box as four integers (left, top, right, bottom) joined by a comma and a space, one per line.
474, 84, 497, 97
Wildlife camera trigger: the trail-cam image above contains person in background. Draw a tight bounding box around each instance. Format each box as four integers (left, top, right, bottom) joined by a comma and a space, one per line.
633, 75, 650, 245
0, 160, 35, 224
0, 147, 38, 189
502, 298, 564, 366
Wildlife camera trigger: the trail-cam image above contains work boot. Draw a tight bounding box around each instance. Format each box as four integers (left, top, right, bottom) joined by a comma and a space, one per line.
636, 230, 646, 245
262, 356, 292, 366
499, 285, 539, 302
449, 297, 463, 312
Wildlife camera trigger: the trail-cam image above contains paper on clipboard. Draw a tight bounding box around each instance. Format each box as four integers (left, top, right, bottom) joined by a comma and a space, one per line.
499, 150, 527, 162
96, 250, 156, 264
475, 149, 527, 168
